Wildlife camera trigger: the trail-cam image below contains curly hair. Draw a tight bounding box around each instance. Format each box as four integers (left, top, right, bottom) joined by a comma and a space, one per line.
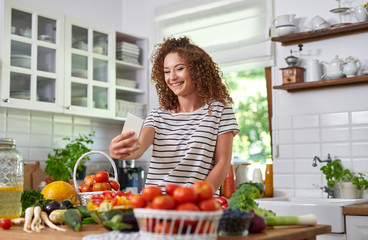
150, 36, 233, 113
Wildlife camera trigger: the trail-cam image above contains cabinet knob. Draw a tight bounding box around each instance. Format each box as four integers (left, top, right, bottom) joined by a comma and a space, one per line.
2, 98, 10, 103
66, 106, 71, 110
287, 78, 291, 82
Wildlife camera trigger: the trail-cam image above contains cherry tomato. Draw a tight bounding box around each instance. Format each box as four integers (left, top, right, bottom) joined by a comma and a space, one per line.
95, 171, 109, 183
141, 186, 163, 202
45, 176, 54, 184
197, 221, 215, 234
92, 182, 111, 191
91, 194, 104, 206
173, 186, 197, 204
109, 180, 120, 191
152, 195, 176, 210
102, 190, 115, 199
80, 184, 92, 192
84, 175, 95, 187
129, 194, 147, 208
198, 198, 219, 211
165, 183, 180, 196
0, 218, 12, 230
192, 181, 214, 201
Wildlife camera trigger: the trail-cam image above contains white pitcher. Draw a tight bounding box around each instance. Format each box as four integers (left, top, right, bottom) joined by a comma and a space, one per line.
343, 56, 361, 77
273, 14, 296, 27
321, 55, 345, 80
351, 5, 368, 22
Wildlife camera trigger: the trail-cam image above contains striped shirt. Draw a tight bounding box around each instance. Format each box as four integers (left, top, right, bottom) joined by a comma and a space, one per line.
143, 100, 239, 188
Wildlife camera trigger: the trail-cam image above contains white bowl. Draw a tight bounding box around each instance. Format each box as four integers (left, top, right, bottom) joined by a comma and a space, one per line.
275, 25, 296, 36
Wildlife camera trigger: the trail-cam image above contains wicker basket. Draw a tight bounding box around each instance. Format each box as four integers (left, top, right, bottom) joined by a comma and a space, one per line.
133, 208, 223, 240
73, 151, 119, 205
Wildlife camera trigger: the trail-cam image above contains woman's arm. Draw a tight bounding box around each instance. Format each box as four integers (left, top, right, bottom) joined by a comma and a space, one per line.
109, 126, 155, 161
205, 131, 234, 191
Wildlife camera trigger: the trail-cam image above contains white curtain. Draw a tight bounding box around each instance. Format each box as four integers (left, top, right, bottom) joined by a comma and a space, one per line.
155, 0, 275, 73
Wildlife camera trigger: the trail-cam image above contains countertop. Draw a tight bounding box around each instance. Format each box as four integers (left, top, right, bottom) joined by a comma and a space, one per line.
1, 224, 331, 240
343, 202, 368, 216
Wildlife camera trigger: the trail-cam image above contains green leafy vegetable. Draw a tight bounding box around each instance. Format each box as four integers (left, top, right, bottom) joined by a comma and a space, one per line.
44, 132, 94, 181
20, 189, 52, 217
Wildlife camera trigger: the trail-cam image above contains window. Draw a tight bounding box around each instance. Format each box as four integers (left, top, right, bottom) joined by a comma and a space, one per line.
155, 0, 274, 162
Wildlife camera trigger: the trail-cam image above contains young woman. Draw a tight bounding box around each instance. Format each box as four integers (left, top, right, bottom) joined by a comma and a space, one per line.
109, 36, 239, 191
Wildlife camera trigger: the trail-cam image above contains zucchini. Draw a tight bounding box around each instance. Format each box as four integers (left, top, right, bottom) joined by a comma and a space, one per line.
75, 205, 90, 218
101, 209, 138, 231
48, 209, 67, 224
64, 209, 82, 231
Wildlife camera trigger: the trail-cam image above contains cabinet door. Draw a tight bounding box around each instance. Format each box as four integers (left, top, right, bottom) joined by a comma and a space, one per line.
346, 215, 368, 240
1, 0, 65, 112
64, 17, 115, 118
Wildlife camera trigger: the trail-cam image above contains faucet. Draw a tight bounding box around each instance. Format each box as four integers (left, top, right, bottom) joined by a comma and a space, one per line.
312, 154, 332, 167
321, 186, 335, 198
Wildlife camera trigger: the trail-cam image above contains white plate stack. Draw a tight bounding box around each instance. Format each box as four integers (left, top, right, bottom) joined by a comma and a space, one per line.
116, 41, 140, 64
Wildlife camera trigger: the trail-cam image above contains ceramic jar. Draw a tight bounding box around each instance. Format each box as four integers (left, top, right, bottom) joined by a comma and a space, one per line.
343, 56, 361, 77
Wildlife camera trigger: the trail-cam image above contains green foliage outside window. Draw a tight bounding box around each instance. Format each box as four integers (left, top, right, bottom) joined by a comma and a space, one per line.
224, 68, 271, 163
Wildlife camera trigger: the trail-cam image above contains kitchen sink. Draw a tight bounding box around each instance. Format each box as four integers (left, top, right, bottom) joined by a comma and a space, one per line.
255, 197, 368, 233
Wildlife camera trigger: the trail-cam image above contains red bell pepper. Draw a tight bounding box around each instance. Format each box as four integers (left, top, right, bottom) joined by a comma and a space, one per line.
215, 196, 228, 210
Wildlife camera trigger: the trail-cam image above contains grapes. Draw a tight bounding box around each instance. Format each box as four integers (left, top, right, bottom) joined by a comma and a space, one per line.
219, 208, 253, 234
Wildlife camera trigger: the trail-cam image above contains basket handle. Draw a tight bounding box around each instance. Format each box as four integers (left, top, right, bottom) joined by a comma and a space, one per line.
73, 151, 119, 193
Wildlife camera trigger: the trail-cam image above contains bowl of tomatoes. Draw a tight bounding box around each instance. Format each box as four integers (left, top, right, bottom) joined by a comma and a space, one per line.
72, 151, 120, 205
130, 181, 223, 240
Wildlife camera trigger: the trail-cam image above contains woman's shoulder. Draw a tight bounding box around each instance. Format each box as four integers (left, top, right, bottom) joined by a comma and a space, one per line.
210, 100, 234, 110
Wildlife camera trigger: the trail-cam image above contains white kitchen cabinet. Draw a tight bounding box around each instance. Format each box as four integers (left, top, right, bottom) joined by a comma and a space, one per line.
346, 215, 368, 240
1, 0, 65, 112
64, 16, 116, 119
0, 0, 148, 120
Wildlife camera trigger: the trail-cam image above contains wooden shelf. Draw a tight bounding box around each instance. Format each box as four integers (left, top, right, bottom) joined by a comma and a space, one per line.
273, 75, 368, 92
272, 21, 368, 46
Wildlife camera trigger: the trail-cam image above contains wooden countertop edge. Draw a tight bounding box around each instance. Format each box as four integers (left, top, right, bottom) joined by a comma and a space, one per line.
219, 225, 331, 240
343, 203, 368, 215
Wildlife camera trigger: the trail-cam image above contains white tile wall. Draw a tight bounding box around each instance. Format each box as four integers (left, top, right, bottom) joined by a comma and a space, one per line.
273, 110, 368, 198
0, 107, 138, 175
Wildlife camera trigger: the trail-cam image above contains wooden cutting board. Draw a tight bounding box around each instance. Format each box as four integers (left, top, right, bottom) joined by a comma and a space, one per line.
24, 161, 45, 190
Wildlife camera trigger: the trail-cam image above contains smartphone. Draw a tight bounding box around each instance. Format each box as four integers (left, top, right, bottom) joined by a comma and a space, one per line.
121, 113, 144, 146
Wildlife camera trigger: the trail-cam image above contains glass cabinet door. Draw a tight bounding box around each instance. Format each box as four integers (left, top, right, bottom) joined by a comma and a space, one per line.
1, 2, 64, 112
65, 17, 115, 118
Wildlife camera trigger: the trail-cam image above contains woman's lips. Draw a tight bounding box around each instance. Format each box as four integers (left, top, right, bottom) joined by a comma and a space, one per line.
171, 81, 184, 88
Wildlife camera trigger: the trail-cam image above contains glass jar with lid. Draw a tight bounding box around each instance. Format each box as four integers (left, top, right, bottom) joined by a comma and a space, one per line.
0, 138, 24, 219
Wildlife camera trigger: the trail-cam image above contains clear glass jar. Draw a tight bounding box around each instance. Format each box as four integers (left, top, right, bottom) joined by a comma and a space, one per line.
0, 138, 24, 219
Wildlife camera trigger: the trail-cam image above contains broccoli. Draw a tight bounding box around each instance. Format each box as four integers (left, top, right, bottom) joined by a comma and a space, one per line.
228, 184, 260, 211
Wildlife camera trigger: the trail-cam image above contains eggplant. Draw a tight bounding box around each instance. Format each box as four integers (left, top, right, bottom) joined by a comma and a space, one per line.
44, 200, 62, 215
61, 199, 74, 209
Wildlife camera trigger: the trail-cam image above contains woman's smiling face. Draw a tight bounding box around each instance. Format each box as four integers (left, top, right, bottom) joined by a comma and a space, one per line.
164, 52, 196, 97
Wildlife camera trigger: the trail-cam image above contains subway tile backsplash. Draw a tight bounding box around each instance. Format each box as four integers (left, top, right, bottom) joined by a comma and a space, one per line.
0, 108, 141, 175
274, 110, 368, 198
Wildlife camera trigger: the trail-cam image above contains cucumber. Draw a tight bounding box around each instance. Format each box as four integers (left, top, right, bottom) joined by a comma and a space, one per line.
64, 209, 82, 231
49, 209, 67, 224
75, 205, 90, 218
101, 209, 138, 231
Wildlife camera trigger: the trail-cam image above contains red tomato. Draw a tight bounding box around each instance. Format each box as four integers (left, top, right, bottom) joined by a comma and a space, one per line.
45, 176, 54, 184
92, 182, 111, 191
192, 181, 214, 201
173, 187, 197, 204
141, 186, 163, 202
165, 183, 180, 196
152, 196, 176, 210
80, 184, 92, 192
0, 218, 12, 230
129, 194, 147, 208
197, 221, 215, 234
198, 198, 219, 211
154, 221, 178, 234
109, 180, 120, 191
84, 175, 95, 187
95, 171, 109, 183
175, 202, 200, 227
176, 202, 200, 211
102, 190, 115, 200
